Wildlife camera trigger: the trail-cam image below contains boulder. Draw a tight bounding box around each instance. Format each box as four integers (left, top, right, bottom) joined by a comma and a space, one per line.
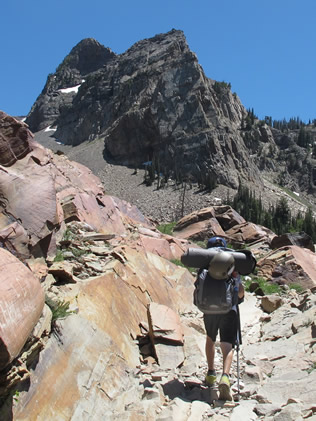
249, 282, 265, 296
273, 404, 304, 421
261, 295, 284, 313
137, 233, 188, 260
0, 159, 59, 254
0, 112, 33, 166
226, 222, 273, 244
271, 232, 314, 252
0, 222, 30, 258
213, 205, 246, 230
173, 205, 274, 246
174, 208, 217, 231
147, 302, 184, 344
173, 207, 226, 241
147, 303, 185, 369
173, 217, 225, 242
253, 403, 281, 417
243, 366, 264, 385
0, 248, 45, 370
230, 399, 258, 420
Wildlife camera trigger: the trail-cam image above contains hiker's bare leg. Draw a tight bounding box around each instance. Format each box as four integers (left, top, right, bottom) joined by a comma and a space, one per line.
220, 341, 234, 375
206, 335, 215, 370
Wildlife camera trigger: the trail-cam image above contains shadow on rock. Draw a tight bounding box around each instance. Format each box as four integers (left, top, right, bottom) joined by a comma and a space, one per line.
162, 378, 213, 405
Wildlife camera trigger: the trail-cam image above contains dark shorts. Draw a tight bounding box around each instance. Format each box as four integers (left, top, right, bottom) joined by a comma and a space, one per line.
203, 310, 238, 345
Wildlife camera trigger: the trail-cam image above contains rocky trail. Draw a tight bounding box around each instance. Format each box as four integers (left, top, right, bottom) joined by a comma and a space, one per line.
50, 274, 316, 421
4, 216, 315, 420
108, 289, 316, 420
32, 219, 315, 421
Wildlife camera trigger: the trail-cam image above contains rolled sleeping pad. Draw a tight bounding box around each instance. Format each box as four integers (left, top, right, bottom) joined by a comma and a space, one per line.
181, 248, 256, 275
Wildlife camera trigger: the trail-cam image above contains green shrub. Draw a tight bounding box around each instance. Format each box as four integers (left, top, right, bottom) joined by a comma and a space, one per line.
289, 283, 304, 293
244, 276, 282, 295
157, 222, 177, 235
213, 81, 231, 94
54, 249, 64, 262
307, 362, 316, 374
46, 297, 75, 321
13, 390, 20, 403
70, 247, 86, 258
63, 228, 73, 241
245, 277, 306, 296
195, 241, 206, 248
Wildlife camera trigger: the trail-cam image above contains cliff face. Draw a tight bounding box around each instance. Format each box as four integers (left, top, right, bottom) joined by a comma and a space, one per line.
26, 30, 264, 189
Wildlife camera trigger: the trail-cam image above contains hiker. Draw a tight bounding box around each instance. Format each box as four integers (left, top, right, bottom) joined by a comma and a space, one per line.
206, 236, 229, 250
200, 238, 244, 401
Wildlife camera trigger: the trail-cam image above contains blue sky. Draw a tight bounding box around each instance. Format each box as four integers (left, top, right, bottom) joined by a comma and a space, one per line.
2, 0, 316, 122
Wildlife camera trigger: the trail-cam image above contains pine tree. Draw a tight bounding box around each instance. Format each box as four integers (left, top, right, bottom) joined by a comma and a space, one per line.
273, 197, 290, 234
297, 127, 307, 148
263, 209, 273, 230
302, 208, 315, 240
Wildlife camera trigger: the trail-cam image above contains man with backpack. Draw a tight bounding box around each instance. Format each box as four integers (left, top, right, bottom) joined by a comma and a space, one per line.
194, 237, 244, 401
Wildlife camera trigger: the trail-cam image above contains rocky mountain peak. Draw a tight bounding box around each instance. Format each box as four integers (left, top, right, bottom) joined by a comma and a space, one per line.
55, 37, 115, 78
27, 29, 262, 189
25, 30, 316, 200
25, 38, 115, 132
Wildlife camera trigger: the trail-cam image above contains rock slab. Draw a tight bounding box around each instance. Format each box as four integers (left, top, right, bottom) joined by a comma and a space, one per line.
0, 248, 44, 370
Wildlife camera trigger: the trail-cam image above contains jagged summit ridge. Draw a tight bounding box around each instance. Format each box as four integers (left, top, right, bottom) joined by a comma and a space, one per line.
55, 37, 115, 80
25, 38, 115, 131
122, 28, 188, 57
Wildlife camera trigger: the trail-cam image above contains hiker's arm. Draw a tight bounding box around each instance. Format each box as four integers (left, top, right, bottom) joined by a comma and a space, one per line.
238, 282, 244, 299
232, 270, 245, 299
232, 271, 244, 302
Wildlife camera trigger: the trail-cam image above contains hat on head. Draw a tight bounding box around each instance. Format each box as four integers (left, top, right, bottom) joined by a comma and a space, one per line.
206, 237, 227, 249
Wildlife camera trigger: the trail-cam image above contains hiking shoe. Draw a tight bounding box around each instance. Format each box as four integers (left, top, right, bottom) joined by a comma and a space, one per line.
218, 374, 233, 401
205, 369, 217, 386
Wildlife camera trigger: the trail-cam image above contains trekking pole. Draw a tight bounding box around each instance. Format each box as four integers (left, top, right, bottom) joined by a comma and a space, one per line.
236, 335, 240, 401
235, 304, 241, 402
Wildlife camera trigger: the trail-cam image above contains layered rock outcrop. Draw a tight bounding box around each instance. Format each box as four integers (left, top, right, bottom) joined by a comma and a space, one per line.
0, 113, 155, 260
173, 206, 316, 290
173, 205, 275, 247
257, 245, 316, 289
0, 111, 192, 378
8, 234, 195, 420
0, 248, 44, 370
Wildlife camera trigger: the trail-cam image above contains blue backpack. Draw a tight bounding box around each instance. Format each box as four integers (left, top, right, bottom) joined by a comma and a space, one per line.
193, 269, 238, 315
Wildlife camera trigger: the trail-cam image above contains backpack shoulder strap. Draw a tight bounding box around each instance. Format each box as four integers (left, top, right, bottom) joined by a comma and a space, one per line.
226, 276, 235, 285
197, 268, 208, 279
